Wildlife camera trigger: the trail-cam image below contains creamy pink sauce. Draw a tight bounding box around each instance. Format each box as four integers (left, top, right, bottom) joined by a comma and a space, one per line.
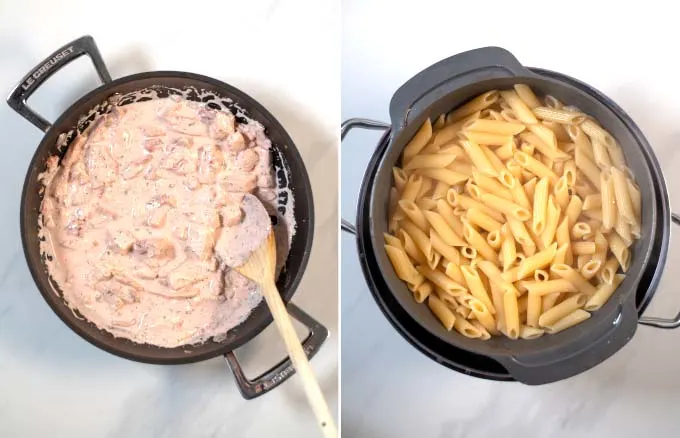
39, 97, 285, 348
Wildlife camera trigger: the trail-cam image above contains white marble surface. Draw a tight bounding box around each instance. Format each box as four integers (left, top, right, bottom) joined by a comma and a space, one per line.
342, 1, 680, 437
0, 1, 338, 437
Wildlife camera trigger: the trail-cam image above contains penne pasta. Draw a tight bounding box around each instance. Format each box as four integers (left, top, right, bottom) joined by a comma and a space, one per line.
585, 274, 625, 311
404, 153, 457, 171
538, 294, 587, 327
403, 119, 433, 163
428, 295, 456, 330
514, 84, 542, 109
532, 106, 587, 125
389, 85, 640, 341
500, 90, 538, 124
481, 193, 531, 221
544, 309, 591, 334
550, 264, 597, 296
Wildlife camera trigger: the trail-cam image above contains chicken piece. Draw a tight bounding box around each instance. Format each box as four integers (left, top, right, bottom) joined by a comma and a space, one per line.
133, 265, 158, 280
107, 230, 135, 254
209, 111, 236, 140
140, 125, 167, 137
214, 194, 272, 267
220, 203, 242, 227
161, 103, 208, 136
258, 173, 275, 188
132, 238, 176, 267
159, 148, 196, 176
62, 134, 88, 168
186, 225, 217, 261
122, 162, 146, 180
41, 197, 57, 228
166, 261, 211, 290
215, 190, 245, 207
186, 207, 221, 228
68, 162, 90, 185
197, 143, 224, 184
142, 137, 164, 152
83, 143, 119, 188
224, 131, 246, 152
237, 148, 259, 172
217, 172, 258, 193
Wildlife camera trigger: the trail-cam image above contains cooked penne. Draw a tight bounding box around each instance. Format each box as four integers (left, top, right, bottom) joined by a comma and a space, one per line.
515, 151, 558, 182
532, 106, 587, 124
443, 260, 465, 285
481, 193, 531, 221
563, 160, 577, 186
385, 244, 423, 286
468, 298, 497, 334
610, 167, 637, 228
427, 295, 456, 330
461, 265, 496, 314
399, 200, 429, 231
550, 264, 597, 296
500, 90, 538, 124
598, 256, 620, 285
419, 168, 468, 186
389, 86, 640, 340
430, 229, 463, 264
464, 131, 513, 146
581, 119, 616, 149
608, 233, 630, 272
514, 84, 542, 109
501, 224, 516, 273
447, 91, 499, 123
575, 146, 601, 190
487, 230, 502, 250
540, 195, 561, 248
585, 274, 625, 311
503, 289, 520, 339
466, 208, 503, 232
462, 220, 500, 266
417, 265, 467, 297
538, 293, 587, 327
463, 118, 526, 136
554, 176, 570, 210
411, 281, 433, 304
403, 119, 433, 163
496, 140, 516, 161
532, 177, 549, 235
397, 229, 427, 265
544, 309, 591, 334
460, 138, 498, 177
517, 243, 557, 280
581, 260, 601, 280
404, 153, 457, 171
453, 317, 484, 338
592, 141, 612, 169
520, 325, 545, 340
573, 241, 597, 255
472, 171, 513, 201
564, 194, 584, 227
572, 222, 592, 240
422, 210, 466, 247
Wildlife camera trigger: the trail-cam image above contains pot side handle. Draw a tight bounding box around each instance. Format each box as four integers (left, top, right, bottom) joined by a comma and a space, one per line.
340, 118, 391, 235
638, 213, 680, 329
224, 302, 328, 400
389, 47, 532, 131
492, 296, 637, 385
6, 35, 112, 133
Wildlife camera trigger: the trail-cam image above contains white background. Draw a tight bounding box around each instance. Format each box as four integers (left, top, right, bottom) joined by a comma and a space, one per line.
342, 1, 680, 437
0, 1, 338, 437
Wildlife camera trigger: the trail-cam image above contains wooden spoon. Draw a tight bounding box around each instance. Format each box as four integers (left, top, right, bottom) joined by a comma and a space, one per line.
236, 231, 337, 438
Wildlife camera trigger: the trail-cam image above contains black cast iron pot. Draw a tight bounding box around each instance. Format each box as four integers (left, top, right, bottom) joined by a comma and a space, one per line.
8, 35, 327, 399
342, 47, 680, 385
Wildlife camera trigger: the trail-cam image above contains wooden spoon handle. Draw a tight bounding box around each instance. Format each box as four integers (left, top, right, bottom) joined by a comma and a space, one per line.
262, 280, 338, 438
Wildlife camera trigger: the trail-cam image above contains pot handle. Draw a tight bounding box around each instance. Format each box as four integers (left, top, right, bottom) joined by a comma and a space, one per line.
637, 213, 680, 329
389, 47, 533, 131
6, 35, 112, 133
224, 302, 328, 400
492, 296, 637, 385
340, 118, 391, 235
